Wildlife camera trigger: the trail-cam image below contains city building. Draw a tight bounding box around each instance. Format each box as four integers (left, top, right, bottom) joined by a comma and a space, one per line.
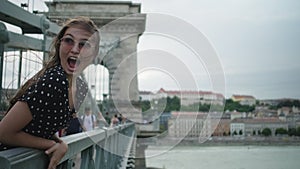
139, 91, 155, 101
259, 99, 281, 106
277, 107, 291, 116
254, 106, 277, 118
231, 94, 256, 106
140, 88, 224, 106
286, 113, 300, 128
231, 117, 288, 136
213, 117, 231, 136
230, 111, 246, 120
168, 111, 222, 139
168, 112, 207, 138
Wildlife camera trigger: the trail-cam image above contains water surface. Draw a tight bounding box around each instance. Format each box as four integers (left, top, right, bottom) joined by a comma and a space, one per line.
146, 146, 300, 169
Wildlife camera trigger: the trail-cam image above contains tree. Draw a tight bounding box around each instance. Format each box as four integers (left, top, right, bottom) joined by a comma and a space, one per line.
164, 96, 180, 112
262, 128, 272, 136
277, 100, 300, 108
171, 96, 181, 111
198, 103, 210, 112
140, 100, 151, 112
224, 99, 255, 112
275, 128, 288, 135
288, 128, 297, 136
296, 127, 300, 136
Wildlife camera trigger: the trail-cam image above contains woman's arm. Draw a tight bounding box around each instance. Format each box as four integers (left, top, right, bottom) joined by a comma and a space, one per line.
0, 101, 68, 169
0, 101, 56, 149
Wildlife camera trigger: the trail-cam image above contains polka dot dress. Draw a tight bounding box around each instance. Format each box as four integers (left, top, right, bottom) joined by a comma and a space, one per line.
0, 65, 88, 150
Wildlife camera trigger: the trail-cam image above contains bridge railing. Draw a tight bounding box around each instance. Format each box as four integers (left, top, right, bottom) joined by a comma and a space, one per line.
0, 123, 136, 169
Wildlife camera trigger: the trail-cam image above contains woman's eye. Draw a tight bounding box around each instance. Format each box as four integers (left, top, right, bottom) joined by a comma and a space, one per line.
62, 37, 74, 45
79, 41, 92, 49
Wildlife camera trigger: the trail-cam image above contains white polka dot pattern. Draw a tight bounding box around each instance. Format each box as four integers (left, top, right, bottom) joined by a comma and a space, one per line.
0, 65, 88, 150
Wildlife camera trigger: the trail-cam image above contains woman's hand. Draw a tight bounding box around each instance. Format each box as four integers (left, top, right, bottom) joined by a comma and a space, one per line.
45, 142, 68, 169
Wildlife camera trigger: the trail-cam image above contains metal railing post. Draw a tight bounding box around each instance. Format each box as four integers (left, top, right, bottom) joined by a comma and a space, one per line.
80, 146, 95, 169
0, 22, 9, 104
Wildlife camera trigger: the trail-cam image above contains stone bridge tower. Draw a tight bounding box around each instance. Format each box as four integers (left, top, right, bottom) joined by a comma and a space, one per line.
45, 0, 146, 116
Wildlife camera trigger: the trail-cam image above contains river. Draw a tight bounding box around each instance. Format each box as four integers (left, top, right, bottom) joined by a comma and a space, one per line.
145, 145, 300, 169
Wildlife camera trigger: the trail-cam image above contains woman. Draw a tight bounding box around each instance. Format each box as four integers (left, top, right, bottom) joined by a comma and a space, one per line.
0, 16, 100, 169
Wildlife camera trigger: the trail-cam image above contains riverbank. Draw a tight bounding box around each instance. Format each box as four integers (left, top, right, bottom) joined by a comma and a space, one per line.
187, 137, 300, 146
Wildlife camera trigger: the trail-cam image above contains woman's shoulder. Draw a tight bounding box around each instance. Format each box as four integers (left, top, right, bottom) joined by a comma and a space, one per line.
45, 65, 66, 78
43, 65, 67, 81
38, 65, 68, 88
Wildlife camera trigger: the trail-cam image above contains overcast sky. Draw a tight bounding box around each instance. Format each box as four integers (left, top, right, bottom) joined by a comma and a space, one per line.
8, 0, 300, 100
134, 0, 300, 100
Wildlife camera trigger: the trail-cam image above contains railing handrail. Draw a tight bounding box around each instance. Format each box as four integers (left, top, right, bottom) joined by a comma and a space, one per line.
1, 0, 61, 34
0, 123, 135, 169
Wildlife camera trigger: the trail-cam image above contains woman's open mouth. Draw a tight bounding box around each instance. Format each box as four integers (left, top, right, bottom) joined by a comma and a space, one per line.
67, 56, 80, 71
